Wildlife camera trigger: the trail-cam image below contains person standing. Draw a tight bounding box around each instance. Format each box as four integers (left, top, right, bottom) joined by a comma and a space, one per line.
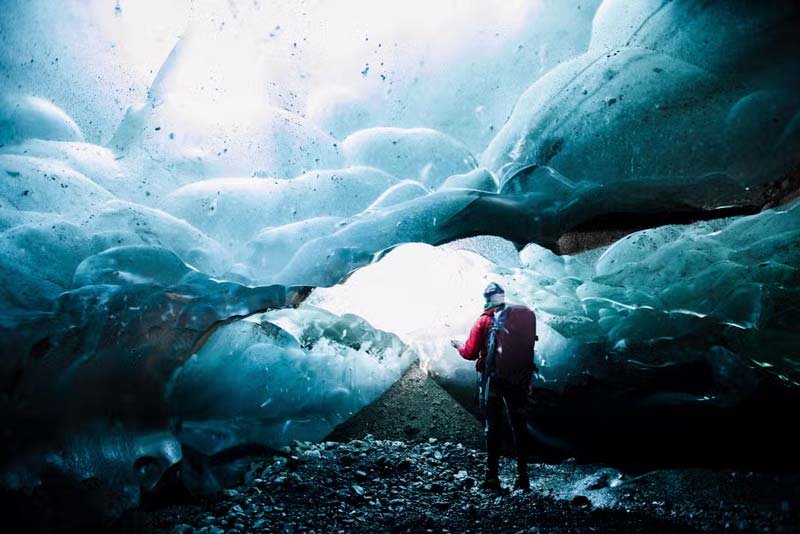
451, 282, 537, 490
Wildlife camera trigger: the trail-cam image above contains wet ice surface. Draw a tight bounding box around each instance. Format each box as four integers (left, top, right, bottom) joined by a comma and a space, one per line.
167, 306, 415, 456
1, 0, 799, 523
310, 209, 800, 392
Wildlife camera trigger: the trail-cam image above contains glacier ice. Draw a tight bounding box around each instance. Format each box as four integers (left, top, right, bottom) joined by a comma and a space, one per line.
73, 245, 192, 287
0, 0, 799, 516
439, 168, 498, 193
274, 189, 481, 286
161, 167, 398, 246
1, 248, 309, 501
0, 140, 127, 200
78, 200, 229, 276
0, 154, 114, 218
485, 0, 800, 213
446, 235, 522, 269
240, 217, 346, 280
365, 180, 431, 211
590, 0, 800, 78
484, 47, 754, 191
302, 1, 600, 152
311, 201, 800, 392
515, 202, 800, 388
105, 27, 345, 196
2, 427, 183, 519
0, 95, 84, 145
342, 127, 477, 189
0, 208, 55, 232
0, 221, 95, 310
167, 306, 415, 454
307, 86, 376, 141
112, 103, 345, 198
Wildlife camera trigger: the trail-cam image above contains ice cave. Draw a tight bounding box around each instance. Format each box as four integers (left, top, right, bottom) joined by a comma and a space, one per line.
1, 0, 799, 531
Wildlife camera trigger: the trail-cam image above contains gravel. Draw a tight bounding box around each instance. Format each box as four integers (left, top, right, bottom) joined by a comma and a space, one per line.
119, 436, 800, 533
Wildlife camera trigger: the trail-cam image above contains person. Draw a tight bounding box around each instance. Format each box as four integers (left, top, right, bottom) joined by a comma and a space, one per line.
451, 282, 537, 491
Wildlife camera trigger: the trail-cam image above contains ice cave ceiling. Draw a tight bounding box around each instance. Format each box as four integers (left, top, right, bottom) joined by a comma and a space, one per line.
1, 0, 799, 511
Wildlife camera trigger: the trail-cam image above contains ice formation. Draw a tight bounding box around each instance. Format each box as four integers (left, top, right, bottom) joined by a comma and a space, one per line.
313, 201, 800, 393
0, 0, 799, 513
0, 95, 84, 145
162, 167, 398, 246
168, 306, 415, 455
341, 127, 478, 189
309, 243, 501, 386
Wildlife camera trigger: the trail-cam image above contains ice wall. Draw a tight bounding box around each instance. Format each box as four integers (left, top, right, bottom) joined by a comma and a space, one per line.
485, 0, 800, 210
168, 307, 415, 455
313, 201, 800, 395
0, 242, 413, 507
0, 0, 601, 151
1, 0, 799, 514
4, 1, 795, 295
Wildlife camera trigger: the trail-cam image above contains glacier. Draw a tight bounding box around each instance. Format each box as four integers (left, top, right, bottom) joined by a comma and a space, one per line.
0, 0, 799, 518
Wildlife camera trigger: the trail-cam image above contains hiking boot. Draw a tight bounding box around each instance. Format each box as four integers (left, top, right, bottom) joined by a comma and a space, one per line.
513, 473, 530, 491
514, 465, 529, 491
481, 469, 501, 491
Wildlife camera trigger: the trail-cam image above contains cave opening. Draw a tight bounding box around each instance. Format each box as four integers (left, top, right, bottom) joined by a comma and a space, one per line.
2, 0, 800, 531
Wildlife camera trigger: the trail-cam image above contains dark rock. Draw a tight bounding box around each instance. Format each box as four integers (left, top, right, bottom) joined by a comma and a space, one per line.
571, 495, 592, 508
117, 437, 800, 533
429, 482, 445, 493
404, 425, 420, 436
326, 363, 483, 449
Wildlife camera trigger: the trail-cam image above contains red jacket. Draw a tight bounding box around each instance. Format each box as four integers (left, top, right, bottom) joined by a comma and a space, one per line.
457, 305, 502, 373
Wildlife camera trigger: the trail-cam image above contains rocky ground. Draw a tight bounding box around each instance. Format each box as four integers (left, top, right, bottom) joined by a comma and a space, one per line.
118, 436, 800, 533
327, 363, 484, 449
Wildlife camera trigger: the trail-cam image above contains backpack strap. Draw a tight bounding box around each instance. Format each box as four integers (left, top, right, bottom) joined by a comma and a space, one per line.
481, 306, 508, 407
490, 307, 509, 335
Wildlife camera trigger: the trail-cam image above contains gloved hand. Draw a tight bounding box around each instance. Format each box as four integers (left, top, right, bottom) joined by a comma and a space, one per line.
449, 339, 460, 349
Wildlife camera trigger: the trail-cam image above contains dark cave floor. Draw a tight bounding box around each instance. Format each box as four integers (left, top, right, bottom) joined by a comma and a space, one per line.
112, 362, 800, 533
118, 437, 799, 533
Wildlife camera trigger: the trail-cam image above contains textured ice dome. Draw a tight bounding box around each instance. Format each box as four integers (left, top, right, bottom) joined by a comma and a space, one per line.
1, 0, 799, 509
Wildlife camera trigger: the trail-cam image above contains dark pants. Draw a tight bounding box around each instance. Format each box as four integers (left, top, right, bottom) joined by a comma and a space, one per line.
484, 376, 529, 474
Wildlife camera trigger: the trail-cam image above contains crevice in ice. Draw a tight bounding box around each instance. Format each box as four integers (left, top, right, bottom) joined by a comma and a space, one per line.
554, 203, 762, 254
623, 0, 671, 48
